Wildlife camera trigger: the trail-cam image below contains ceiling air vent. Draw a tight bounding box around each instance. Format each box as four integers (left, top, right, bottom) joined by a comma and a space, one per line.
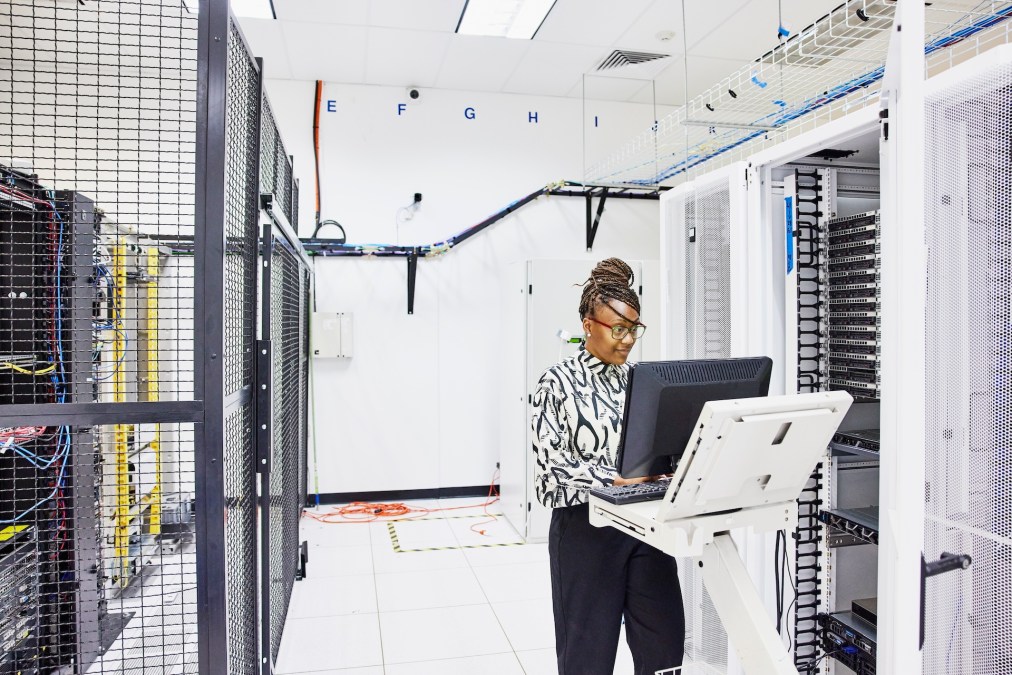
596, 50, 670, 72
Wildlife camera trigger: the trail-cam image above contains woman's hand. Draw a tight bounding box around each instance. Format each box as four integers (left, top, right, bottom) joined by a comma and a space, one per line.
612, 474, 668, 486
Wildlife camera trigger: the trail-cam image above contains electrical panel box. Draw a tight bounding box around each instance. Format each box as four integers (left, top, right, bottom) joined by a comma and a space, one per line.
311, 312, 353, 358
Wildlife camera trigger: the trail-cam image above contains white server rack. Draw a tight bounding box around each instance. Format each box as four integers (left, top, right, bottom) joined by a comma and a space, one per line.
659, 162, 753, 675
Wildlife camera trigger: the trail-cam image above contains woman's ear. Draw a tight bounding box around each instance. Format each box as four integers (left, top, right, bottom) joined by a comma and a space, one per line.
582, 317, 592, 337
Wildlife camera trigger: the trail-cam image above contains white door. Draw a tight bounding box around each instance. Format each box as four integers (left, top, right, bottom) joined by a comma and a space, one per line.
525, 259, 645, 542
919, 46, 1012, 675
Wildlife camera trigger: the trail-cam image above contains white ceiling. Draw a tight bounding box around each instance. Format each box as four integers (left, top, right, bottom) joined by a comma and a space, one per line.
237, 0, 841, 104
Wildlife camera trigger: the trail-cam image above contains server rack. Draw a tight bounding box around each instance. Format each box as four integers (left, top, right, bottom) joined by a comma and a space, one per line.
784, 163, 882, 675
0, 167, 104, 674
0, 0, 267, 673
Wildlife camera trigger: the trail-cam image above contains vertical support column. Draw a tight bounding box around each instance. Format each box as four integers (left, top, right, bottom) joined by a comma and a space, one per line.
64, 191, 102, 669
146, 248, 162, 535
112, 243, 129, 585
194, 0, 230, 672
258, 225, 275, 675
877, 1, 926, 671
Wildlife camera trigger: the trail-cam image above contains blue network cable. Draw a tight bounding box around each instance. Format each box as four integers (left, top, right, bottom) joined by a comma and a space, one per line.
0, 432, 71, 524
90, 258, 129, 381
0, 197, 76, 524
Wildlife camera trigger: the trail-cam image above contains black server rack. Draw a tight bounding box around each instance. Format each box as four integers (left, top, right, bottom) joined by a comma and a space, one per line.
0, 526, 39, 675
0, 165, 103, 673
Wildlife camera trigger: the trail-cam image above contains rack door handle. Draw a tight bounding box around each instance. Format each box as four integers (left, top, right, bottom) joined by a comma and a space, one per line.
920, 551, 972, 649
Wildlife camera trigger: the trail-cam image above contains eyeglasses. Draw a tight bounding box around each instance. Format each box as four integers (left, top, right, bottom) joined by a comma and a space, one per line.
588, 317, 647, 341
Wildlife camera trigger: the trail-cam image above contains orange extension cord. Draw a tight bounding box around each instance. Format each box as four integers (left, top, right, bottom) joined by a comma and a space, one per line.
303, 470, 502, 536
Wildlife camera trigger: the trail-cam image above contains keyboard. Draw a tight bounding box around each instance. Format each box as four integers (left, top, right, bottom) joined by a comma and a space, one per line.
590, 478, 672, 505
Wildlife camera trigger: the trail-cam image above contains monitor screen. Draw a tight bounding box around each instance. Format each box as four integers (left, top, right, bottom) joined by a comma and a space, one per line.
617, 357, 773, 479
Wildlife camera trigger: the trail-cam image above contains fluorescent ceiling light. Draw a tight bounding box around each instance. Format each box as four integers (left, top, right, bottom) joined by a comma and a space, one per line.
179, 0, 274, 18
230, 0, 275, 19
456, 0, 558, 39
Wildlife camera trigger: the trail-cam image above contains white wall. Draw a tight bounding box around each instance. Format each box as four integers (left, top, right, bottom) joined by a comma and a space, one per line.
266, 80, 664, 495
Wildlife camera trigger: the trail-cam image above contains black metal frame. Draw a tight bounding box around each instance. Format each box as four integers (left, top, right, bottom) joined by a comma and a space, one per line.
257, 76, 312, 674
258, 198, 312, 675
791, 169, 827, 670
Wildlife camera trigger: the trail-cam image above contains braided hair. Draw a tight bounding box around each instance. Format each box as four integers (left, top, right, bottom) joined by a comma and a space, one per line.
578, 258, 640, 319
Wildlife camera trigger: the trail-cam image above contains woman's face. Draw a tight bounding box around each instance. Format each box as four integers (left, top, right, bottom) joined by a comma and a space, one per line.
582, 300, 641, 366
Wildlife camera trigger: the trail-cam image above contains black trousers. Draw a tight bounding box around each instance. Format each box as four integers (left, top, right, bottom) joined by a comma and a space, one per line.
549, 504, 685, 675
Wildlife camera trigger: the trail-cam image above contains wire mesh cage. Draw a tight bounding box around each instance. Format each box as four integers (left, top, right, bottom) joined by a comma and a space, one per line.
257, 150, 312, 672
255, 62, 312, 672
0, 0, 270, 673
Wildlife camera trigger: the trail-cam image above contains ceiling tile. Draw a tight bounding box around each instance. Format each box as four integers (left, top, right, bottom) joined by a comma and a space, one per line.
572, 75, 652, 102
501, 41, 604, 97
435, 35, 531, 92
690, 0, 840, 61
236, 17, 293, 79
365, 28, 453, 88
272, 0, 370, 24
779, 0, 841, 37
614, 0, 686, 52
368, 0, 465, 32
282, 21, 369, 82
535, 0, 654, 47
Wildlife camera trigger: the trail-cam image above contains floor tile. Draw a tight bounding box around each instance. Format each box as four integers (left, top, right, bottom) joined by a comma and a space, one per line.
287, 575, 377, 618
275, 614, 382, 673
473, 561, 552, 604
384, 652, 524, 674
375, 567, 484, 612
447, 514, 524, 548
285, 669, 384, 675
463, 542, 550, 568
372, 544, 469, 574
513, 630, 639, 675
516, 648, 557, 675
491, 598, 555, 652
301, 519, 373, 549
305, 545, 374, 578
379, 517, 458, 552
379, 604, 513, 664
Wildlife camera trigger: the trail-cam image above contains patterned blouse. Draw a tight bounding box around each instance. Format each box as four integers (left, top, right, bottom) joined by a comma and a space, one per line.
531, 348, 630, 508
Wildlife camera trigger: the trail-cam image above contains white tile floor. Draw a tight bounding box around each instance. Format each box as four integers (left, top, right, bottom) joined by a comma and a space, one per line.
274, 498, 638, 674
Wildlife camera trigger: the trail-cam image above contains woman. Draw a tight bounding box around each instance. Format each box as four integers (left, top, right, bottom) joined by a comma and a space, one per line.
531, 258, 685, 675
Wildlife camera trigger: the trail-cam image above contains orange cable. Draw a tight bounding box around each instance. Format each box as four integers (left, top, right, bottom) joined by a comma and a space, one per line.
312, 80, 323, 224
303, 470, 502, 533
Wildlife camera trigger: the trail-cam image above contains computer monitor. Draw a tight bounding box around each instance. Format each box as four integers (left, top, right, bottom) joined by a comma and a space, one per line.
617, 357, 774, 478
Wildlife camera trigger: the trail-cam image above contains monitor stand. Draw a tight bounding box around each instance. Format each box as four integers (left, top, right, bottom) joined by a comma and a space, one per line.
589, 502, 800, 675
700, 532, 798, 675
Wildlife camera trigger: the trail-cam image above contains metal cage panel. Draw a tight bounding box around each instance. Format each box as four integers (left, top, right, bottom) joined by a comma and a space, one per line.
923, 50, 1012, 675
